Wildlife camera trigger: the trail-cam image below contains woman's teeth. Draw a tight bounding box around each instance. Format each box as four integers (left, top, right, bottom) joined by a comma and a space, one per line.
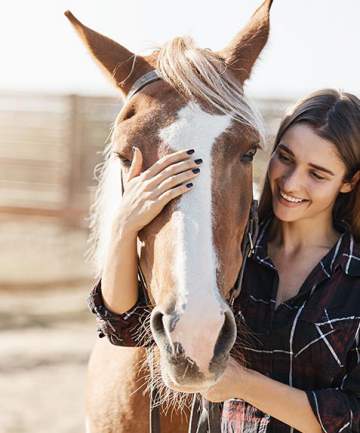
279, 190, 306, 203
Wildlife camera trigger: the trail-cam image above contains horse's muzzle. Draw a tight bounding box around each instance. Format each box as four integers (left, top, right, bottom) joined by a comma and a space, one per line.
150, 306, 237, 387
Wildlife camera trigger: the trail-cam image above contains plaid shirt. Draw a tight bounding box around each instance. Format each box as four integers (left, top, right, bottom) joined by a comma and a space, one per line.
88, 217, 360, 433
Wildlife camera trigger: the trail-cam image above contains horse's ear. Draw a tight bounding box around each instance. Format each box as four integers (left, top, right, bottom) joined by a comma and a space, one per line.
64, 11, 153, 96
218, 0, 273, 83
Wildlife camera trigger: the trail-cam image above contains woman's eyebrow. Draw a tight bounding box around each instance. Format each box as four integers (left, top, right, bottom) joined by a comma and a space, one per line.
278, 143, 335, 176
278, 143, 294, 156
308, 163, 335, 176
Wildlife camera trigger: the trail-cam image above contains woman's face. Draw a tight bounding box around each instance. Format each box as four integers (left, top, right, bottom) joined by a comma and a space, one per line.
268, 123, 352, 223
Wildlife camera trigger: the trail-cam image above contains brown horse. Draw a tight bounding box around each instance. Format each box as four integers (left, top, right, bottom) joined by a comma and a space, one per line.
65, 1, 273, 432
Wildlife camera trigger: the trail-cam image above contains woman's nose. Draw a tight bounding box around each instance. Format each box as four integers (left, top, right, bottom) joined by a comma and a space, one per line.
281, 167, 303, 191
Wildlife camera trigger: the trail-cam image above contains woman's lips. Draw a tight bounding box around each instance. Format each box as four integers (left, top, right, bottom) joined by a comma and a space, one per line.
276, 187, 309, 208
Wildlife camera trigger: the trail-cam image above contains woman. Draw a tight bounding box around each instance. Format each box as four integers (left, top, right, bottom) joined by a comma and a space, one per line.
89, 89, 360, 433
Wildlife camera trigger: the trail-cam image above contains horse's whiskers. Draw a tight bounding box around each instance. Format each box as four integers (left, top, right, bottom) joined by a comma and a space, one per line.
135, 347, 193, 417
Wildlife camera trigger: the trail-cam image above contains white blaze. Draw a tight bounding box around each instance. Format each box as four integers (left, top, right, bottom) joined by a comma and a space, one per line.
159, 102, 232, 372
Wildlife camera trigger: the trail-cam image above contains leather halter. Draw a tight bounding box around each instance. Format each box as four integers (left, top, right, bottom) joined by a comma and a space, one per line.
126, 70, 162, 101
119, 70, 260, 433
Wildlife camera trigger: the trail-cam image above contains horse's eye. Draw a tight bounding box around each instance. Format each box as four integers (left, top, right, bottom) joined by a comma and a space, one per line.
113, 151, 131, 167
240, 147, 258, 163
122, 107, 136, 121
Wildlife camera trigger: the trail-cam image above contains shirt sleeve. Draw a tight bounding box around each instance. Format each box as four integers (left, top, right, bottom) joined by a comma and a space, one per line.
87, 278, 153, 347
306, 339, 360, 433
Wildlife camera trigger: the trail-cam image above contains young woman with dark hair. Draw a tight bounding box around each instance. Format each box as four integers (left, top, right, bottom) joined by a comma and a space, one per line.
89, 89, 360, 433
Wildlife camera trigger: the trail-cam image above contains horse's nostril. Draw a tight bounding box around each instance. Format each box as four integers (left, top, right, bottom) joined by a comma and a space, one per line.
213, 309, 236, 358
151, 309, 180, 355
150, 310, 165, 336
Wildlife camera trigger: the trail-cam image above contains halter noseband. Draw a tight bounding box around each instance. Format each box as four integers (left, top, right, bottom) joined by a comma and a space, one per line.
119, 69, 259, 433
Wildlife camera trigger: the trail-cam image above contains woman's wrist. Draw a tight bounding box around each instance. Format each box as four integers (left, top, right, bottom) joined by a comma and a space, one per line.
232, 365, 255, 400
110, 216, 139, 243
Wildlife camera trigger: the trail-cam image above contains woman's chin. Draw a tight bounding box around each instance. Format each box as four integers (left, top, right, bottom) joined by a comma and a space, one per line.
274, 210, 301, 222
272, 201, 308, 222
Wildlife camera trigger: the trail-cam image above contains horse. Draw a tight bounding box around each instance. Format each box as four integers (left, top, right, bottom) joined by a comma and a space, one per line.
65, 1, 273, 431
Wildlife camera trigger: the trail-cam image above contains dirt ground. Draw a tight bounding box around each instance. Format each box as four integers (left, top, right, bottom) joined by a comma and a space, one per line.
0, 285, 96, 433
0, 216, 97, 433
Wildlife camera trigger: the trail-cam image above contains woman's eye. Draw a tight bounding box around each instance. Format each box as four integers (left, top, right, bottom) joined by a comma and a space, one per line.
278, 152, 291, 163
241, 148, 257, 163
311, 172, 325, 180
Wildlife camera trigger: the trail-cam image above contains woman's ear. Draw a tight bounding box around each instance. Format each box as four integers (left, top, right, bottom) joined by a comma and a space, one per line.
340, 170, 360, 193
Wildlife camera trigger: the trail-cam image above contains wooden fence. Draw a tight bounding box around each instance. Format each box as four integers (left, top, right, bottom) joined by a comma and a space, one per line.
0, 92, 291, 226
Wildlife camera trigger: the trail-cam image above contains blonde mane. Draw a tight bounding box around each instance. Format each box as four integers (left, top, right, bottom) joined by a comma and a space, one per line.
86, 36, 265, 279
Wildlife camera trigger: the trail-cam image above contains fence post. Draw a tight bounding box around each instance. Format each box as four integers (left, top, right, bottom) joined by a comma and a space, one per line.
64, 94, 83, 226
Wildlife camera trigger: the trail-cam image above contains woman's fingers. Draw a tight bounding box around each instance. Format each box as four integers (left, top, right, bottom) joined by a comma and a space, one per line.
142, 149, 196, 180
127, 146, 143, 182
155, 167, 200, 195
157, 179, 195, 204
146, 154, 201, 192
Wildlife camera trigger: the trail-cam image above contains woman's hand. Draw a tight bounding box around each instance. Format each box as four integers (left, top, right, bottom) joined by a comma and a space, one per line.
113, 146, 202, 234
201, 358, 323, 433
201, 357, 247, 403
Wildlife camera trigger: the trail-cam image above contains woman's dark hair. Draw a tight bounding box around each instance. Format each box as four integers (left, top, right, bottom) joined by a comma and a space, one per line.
258, 89, 360, 241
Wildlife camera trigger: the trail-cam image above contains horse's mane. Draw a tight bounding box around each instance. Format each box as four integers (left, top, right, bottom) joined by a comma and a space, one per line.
86, 141, 122, 279
86, 36, 265, 278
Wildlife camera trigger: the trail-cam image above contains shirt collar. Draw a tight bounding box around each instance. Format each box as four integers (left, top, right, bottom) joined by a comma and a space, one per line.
253, 217, 360, 278
252, 217, 276, 271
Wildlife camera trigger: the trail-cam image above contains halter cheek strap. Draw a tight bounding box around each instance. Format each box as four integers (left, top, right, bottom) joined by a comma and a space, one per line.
228, 198, 259, 306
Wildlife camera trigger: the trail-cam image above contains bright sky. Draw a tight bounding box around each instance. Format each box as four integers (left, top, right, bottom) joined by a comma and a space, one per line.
1, 0, 359, 99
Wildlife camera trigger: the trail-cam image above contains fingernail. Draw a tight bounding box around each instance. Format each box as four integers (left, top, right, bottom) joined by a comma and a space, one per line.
186, 149, 195, 155
192, 168, 200, 174
186, 183, 193, 188
194, 159, 203, 164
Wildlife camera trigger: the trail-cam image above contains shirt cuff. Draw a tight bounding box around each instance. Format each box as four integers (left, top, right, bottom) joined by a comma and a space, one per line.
87, 278, 152, 347
87, 278, 143, 322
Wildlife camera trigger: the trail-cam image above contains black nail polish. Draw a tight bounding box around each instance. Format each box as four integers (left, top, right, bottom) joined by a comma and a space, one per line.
194, 158, 203, 164
186, 183, 193, 188
186, 149, 195, 155
192, 168, 200, 173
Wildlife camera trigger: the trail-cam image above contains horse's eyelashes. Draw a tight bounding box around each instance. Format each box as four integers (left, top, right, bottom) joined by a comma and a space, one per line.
240, 147, 258, 163
119, 157, 132, 167
112, 151, 132, 166
122, 107, 136, 121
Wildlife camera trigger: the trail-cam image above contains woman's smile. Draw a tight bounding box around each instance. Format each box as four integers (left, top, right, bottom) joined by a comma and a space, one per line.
276, 186, 309, 208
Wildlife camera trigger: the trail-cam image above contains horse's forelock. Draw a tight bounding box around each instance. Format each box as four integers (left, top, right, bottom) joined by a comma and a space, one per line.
156, 36, 265, 145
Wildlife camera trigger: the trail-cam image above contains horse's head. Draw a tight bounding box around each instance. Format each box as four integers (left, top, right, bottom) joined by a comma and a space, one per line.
66, 0, 272, 393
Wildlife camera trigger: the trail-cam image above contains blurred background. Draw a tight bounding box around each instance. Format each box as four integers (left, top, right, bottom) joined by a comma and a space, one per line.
1, 0, 359, 432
